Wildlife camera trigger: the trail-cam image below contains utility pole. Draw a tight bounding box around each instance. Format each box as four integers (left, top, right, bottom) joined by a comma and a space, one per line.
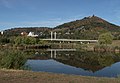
51, 31, 53, 40
54, 32, 56, 39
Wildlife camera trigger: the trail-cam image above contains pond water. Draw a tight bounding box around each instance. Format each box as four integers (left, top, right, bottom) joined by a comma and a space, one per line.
25, 49, 120, 77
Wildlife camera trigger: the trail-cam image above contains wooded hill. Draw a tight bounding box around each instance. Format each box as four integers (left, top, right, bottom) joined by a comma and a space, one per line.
4, 27, 51, 38
54, 15, 120, 39
4, 15, 120, 39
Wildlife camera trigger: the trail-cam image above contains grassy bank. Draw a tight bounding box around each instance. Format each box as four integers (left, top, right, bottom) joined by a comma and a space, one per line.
0, 69, 120, 83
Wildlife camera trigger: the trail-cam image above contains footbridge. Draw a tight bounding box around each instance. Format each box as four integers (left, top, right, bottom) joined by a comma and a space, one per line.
42, 39, 98, 43
41, 32, 98, 43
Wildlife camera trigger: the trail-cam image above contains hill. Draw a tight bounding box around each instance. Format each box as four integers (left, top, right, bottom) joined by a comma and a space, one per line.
3, 15, 120, 40
54, 15, 120, 39
4, 27, 51, 38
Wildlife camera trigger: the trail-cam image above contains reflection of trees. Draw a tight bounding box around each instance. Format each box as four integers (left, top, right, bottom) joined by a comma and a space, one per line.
54, 51, 120, 72
98, 56, 114, 67
25, 50, 120, 72
26, 49, 51, 60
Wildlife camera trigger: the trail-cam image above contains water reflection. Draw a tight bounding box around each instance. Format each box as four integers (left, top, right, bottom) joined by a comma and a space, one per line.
1, 48, 119, 77
54, 52, 119, 72
26, 49, 120, 77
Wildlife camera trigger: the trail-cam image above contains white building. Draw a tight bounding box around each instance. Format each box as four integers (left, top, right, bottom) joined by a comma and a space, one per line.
27, 32, 38, 37
1, 31, 3, 35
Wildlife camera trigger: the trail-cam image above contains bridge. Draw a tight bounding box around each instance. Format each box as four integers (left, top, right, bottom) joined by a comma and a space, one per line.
47, 49, 76, 51
41, 32, 98, 43
47, 49, 76, 58
42, 39, 98, 43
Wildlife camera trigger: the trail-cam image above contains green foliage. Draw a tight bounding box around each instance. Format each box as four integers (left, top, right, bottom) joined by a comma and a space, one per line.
98, 32, 113, 45
23, 36, 36, 45
38, 40, 48, 45
14, 36, 38, 45
0, 36, 10, 44
0, 50, 27, 69
14, 36, 23, 45
98, 55, 114, 66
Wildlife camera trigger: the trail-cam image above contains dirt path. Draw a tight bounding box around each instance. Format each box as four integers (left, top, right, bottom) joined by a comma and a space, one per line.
0, 69, 120, 83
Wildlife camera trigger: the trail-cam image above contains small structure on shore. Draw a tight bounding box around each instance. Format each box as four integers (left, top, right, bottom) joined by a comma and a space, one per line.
0, 31, 4, 35
21, 32, 28, 36
27, 32, 38, 37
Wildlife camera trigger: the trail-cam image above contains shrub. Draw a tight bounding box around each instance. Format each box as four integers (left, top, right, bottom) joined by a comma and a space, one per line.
98, 32, 113, 45
0, 50, 27, 69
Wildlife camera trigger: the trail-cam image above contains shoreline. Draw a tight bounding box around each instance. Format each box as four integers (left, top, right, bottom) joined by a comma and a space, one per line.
0, 69, 120, 83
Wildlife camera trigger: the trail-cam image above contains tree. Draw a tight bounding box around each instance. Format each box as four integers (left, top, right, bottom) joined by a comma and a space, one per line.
0, 37, 10, 44
14, 36, 37, 45
98, 32, 113, 45
23, 37, 36, 45
14, 36, 22, 45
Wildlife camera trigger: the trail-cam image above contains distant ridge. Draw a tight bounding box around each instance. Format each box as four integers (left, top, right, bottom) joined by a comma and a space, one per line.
4, 27, 51, 38
3, 15, 120, 39
53, 15, 120, 39
55, 15, 120, 31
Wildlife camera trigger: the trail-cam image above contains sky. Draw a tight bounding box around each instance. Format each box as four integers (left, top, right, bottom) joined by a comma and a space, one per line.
0, 0, 120, 30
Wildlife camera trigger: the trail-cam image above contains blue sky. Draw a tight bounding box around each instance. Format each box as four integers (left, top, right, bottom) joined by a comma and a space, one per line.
0, 0, 120, 30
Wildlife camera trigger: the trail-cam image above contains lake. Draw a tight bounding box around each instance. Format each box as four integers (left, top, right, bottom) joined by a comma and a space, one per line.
25, 49, 120, 77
